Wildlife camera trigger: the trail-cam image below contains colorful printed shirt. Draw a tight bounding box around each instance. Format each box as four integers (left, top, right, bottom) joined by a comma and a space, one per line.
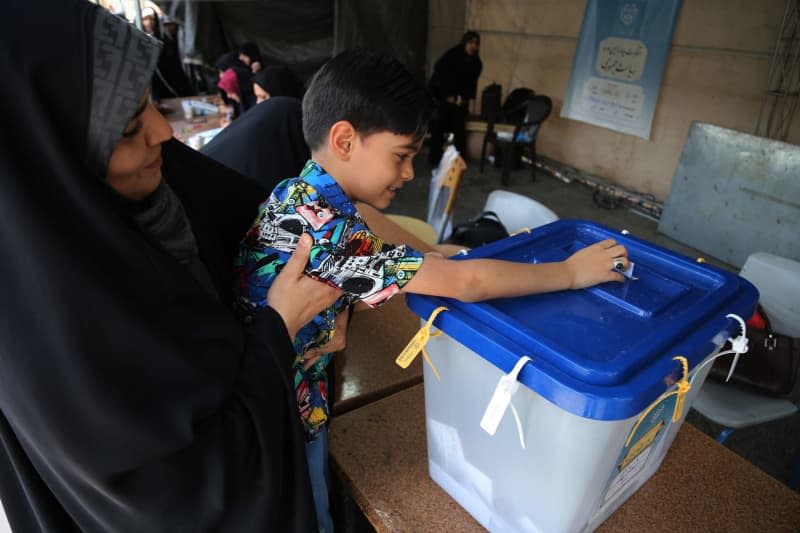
233, 160, 425, 440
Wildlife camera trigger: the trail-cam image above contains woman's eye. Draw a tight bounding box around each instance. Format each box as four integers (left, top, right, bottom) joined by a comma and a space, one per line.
397, 153, 409, 162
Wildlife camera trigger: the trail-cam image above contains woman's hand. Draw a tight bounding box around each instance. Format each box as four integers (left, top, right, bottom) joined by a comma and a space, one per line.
268, 234, 342, 339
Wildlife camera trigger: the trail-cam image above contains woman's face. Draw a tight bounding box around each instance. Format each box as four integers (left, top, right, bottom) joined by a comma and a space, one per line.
253, 83, 270, 104
106, 90, 173, 200
464, 38, 480, 56
142, 15, 156, 34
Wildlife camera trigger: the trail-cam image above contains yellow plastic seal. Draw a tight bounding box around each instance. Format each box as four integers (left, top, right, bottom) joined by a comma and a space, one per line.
625, 355, 691, 447
395, 306, 448, 380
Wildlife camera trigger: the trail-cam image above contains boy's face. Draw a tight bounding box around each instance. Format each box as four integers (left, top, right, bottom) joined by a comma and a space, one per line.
343, 131, 422, 209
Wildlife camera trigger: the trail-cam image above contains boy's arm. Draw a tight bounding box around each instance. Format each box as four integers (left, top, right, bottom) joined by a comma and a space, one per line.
402, 239, 628, 302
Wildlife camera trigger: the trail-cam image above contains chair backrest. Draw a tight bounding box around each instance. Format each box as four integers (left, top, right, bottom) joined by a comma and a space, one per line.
509, 95, 553, 142
739, 252, 800, 337
428, 145, 467, 242
1, 498, 9, 533
523, 95, 553, 125
501, 87, 535, 115
482, 190, 558, 233
480, 83, 502, 120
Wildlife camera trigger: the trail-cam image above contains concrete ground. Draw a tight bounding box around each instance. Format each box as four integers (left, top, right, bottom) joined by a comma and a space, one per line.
383, 149, 800, 492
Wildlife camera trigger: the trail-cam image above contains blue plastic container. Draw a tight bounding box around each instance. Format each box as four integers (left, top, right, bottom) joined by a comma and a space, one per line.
406, 220, 758, 533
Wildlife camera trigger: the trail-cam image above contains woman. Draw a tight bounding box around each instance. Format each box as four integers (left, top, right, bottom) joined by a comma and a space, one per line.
201, 96, 310, 192
253, 65, 304, 103
0, 2, 338, 531
427, 31, 483, 164
215, 53, 256, 117
218, 67, 256, 118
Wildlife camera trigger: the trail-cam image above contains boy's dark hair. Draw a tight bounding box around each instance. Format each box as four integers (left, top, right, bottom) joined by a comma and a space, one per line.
302, 49, 431, 150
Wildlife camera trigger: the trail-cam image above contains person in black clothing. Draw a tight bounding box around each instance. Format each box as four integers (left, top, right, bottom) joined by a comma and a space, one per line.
427, 31, 482, 164
201, 96, 309, 191
141, 6, 160, 39
239, 42, 263, 73
0, 2, 341, 530
151, 15, 194, 99
253, 65, 304, 103
215, 52, 256, 118
215, 50, 248, 74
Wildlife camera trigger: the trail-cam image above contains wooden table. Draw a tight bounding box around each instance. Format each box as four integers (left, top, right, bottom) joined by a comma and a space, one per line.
330, 384, 800, 532
158, 95, 225, 145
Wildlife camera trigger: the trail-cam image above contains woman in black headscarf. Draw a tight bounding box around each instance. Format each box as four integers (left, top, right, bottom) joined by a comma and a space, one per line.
427, 30, 483, 164
0, 2, 338, 531
201, 96, 310, 192
214, 52, 256, 118
253, 65, 304, 103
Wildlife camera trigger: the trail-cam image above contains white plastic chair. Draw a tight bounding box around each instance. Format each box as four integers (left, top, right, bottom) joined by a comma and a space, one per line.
692, 252, 800, 487
427, 145, 467, 242
482, 189, 558, 234
1, 498, 10, 533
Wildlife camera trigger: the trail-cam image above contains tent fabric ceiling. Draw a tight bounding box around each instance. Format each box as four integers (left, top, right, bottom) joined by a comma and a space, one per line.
333, 0, 428, 83
161, 0, 427, 86
161, 0, 334, 84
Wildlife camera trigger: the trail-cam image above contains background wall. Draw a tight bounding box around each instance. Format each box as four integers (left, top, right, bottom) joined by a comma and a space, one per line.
445, 0, 800, 200
428, 0, 467, 80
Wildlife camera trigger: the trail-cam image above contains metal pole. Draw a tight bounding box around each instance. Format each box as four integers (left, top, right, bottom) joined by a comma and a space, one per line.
134, 0, 143, 31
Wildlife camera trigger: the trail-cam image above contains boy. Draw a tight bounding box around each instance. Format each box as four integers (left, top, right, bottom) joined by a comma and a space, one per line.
233, 50, 628, 531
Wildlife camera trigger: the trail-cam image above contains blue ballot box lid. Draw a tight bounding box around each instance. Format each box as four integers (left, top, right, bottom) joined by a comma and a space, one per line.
406, 220, 759, 420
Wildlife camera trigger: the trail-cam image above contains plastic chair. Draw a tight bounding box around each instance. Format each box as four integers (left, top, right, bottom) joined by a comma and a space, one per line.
384, 146, 466, 246
692, 252, 800, 488
427, 145, 467, 242
482, 190, 558, 234
1, 498, 9, 532
480, 94, 552, 186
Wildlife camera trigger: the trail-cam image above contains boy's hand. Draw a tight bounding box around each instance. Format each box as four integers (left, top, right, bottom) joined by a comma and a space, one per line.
268, 234, 342, 339
301, 309, 350, 369
564, 239, 628, 289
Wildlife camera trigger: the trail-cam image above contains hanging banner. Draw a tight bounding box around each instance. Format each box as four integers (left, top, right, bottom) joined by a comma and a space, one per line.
561, 0, 682, 139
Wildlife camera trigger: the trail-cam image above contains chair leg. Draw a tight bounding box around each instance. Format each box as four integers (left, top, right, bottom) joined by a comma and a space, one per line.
530, 143, 537, 181
501, 143, 514, 186
480, 137, 488, 173
789, 448, 800, 489
716, 427, 735, 444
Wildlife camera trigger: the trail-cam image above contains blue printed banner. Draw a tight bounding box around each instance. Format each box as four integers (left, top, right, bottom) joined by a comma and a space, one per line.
561, 0, 682, 139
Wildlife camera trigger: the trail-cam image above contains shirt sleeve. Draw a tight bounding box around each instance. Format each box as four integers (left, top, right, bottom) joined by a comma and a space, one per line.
308, 224, 425, 308
237, 178, 425, 310
305, 205, 424, 308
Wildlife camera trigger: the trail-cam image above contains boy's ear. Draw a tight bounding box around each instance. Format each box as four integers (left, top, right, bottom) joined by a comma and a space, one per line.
328, 120, 357, 161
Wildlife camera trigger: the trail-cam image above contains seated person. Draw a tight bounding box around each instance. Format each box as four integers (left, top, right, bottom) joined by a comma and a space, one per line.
141, 6, 160, 38
217, 68, 255, 119
253, 65, 304, 103
153, 15, 194, 98
201, 96, 309, 192
232, 49, 630, 532
239, 42, 263, 73
215, 51, 248, 74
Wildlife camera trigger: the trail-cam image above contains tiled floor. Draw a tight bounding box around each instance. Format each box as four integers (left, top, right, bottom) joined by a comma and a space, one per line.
382, 148, 800, 492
